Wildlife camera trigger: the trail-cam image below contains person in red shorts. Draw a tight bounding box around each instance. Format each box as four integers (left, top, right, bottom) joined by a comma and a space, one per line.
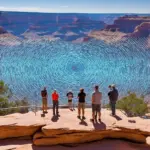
52, 89, 59, 116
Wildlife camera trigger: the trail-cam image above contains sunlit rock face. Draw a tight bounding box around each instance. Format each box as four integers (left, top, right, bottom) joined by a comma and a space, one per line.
105, 16, 150, 33
128, 22, 150, 38
0, 26, 7, 34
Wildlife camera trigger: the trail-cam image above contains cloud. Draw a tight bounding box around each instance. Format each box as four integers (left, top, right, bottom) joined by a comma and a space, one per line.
0, 6, 54, 13
60, 6, 69, 8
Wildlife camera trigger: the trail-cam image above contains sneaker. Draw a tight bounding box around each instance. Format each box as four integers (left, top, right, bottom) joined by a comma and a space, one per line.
90, 118, 94, 122
98, 118, 101, 123
44, 111, 48, 114
77, 116, 81, 119
82, 116, 86, 120
56, 114, 60, 117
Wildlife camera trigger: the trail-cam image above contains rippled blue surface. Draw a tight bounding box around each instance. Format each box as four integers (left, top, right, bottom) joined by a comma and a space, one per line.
0, 39, 150, 105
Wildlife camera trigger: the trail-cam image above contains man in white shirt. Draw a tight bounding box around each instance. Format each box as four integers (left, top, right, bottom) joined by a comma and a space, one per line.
91, 85, 102, 122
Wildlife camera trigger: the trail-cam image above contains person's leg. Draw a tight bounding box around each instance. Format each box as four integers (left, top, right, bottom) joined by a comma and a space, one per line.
92, 104, 95, 120
68, 101, 72, 110
70, 101, 73, 110
82, 103, 85, 119
45, 98, 48, 112
53, 101, 55, 116
56, 101, 59, 115
112, 103, 116, 116
78, 103, 81, 118
98, 104, 101, 121
42, 98, 44, 113
110, 102, 113, 115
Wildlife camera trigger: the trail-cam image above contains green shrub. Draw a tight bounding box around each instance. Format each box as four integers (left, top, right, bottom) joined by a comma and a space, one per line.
0, 80, 29, 116
116, 92, 148, 117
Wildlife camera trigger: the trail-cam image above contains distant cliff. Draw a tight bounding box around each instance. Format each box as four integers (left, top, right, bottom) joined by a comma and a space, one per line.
104, 15, 150, 33
128, 22, 150, 38
0, 26, 7, 34
89, 15, 150, 44
0, 12, 105, 38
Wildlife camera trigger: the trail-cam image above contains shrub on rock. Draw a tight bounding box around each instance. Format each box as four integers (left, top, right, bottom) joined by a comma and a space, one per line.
0, 80, 29, 115
116, 92, 148, 117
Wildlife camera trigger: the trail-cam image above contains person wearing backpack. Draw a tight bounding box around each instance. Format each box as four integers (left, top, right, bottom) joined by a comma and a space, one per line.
108, 84, 118, 116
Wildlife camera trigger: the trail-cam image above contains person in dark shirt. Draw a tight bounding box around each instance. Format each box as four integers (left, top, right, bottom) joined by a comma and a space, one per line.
78, 88, 86, 119
41, 87, 48, 114
108, 84, 118, 116
66, 90, 74, 111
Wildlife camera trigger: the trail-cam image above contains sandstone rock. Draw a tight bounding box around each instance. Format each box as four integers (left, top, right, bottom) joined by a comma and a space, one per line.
72, 37, 90, 43
114, 119, 150, 136
103, 16, 150, 33
0, 124, 44, 139
114, 16, 150, 33
146, 136, 150, 145
0, 33, 21, 46
0, 112, 46, 139
129, 22, 150, 38
0, 26, 7, 34
88, 30, 126, 43
33, 130, 146, 146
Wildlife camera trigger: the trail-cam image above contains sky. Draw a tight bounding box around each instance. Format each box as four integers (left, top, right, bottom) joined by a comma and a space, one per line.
0, 0, 150, 13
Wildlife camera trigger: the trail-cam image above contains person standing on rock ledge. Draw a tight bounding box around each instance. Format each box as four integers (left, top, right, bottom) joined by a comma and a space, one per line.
66, 90, 74, 111
52, 89, 59, 116
108, 84, 118, 116
41, 87, 48, 114
78, 88, 86, 120
91, 85, 102, 122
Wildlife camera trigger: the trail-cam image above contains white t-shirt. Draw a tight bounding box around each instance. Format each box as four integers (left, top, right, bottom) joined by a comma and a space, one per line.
92, 91, 102, 104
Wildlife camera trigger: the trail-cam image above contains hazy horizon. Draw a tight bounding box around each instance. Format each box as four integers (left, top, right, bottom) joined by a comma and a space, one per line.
0, 0, 150, 14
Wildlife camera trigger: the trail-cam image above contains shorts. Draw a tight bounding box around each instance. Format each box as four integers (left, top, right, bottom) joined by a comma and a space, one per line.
42, 97, 47, 106
92, 104, 101, 113
68, 99, 72, 103
78, 102, 85, 110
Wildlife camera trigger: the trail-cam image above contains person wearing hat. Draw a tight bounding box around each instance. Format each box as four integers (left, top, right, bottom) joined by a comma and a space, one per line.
52, 89, 59, 116
41, 87, 48, 114
66, 90, 74, 111
78, 88, 86, 120
108, 84, 118, 116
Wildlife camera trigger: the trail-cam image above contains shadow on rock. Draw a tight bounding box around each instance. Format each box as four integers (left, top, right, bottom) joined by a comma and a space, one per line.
92, 121, 106, 130
113, 115, 122, 121
79, 120, 88, 126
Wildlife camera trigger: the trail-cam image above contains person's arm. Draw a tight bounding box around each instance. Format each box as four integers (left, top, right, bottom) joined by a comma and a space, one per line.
46, 91, 48, 98
78, 93, 80, 100
91, 93, 94, 103
51, 93, 53, 101
58, 93, 59, 100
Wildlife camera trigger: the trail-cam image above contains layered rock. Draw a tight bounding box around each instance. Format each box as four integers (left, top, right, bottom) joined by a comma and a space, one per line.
88, 30, 127, 43
105, 16, 150, 33
0, 33, 22, 46
0, 112, 45, 139
0, 109, 150, 147
0, 26, 7, 34
146, 136, 150, 145
128, 22, 150, 38
0, 125, 44, 139
33, 129, 146, 146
